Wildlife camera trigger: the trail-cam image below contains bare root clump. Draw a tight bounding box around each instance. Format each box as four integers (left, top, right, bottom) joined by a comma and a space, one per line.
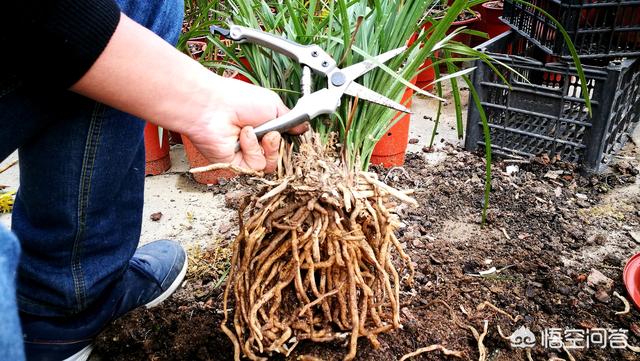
221, 133, 416, 361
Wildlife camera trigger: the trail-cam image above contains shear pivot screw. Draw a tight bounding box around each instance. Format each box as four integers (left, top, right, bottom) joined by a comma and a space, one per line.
322, 61, 329, 67
311, 51, 319, 57
331, 72, 346, 86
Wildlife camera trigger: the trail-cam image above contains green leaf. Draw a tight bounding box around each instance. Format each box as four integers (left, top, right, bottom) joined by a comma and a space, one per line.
463, 74, 492, 225
444, 51, 464, 139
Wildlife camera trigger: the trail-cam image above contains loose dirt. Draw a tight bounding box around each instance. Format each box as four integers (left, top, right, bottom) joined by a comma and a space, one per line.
92, 137, 640, 361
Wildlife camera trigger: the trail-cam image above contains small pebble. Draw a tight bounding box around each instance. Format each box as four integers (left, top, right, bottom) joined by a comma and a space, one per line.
412, 239, 425, 248
558, 286, 572, 296
595, 289, 611, 303
218, 223, 232, 234
603, 253, 622, 266
224, 189, 251, 209
576, 199, 590, 208
587, 269, 614, 292
525, 286, 535, 298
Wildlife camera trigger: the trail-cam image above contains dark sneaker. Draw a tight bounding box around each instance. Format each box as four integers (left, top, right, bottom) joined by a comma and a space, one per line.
21, 240, 188, 361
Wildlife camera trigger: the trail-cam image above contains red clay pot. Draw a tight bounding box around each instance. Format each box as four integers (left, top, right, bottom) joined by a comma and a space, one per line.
144, 123, 171, 176
542, 54, 563, 86
479, 1, 509, 40
449, 13, 482, 47
370, 79, 417, 167
446, 0, 482, 12
182, 136, 236, 185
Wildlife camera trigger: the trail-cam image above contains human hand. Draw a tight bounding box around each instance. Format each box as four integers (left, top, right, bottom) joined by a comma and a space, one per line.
68, 15, 307, 174
185, 77, 308, 173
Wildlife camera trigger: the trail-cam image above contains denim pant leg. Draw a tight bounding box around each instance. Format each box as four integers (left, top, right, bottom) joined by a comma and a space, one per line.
7, 0, 184, 317
0, 227, 25, 360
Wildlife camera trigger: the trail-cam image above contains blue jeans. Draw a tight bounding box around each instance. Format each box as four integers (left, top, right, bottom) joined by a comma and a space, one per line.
0, 227, 24, 360
0, 0, 183, 356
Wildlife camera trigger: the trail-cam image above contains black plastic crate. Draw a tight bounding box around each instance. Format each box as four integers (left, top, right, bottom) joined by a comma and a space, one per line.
465, 31, 640, 171
502, 0, 640, 59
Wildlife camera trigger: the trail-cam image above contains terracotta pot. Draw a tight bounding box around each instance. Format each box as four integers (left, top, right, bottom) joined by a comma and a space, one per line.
182, 136, 236, 185
370, 78, 416, 167
479, 1, 509, 40
144, 123, 171, 176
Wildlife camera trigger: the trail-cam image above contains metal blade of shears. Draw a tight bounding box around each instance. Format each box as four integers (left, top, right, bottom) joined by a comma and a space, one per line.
340, 46, 407, 80
343, 82, 411, 114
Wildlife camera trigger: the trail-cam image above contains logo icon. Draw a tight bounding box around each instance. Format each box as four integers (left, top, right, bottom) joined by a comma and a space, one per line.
510, 326, 536, 348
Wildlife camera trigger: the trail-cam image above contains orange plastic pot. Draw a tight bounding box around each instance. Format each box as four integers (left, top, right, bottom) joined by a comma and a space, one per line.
182, 136, 236, 185
370, 79, 416, 167
416, 57, 436, 92
410, 23, 436, 92
624, 253, 640, 310
144, 123, 171, 176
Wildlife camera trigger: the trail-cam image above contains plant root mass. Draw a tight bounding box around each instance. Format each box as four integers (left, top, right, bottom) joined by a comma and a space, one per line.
222, 134, 416, 361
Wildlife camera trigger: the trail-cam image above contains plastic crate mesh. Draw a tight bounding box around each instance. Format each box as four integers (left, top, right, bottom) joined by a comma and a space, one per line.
503, 0, 640, 59
466, 32, 640, 170
603, 63, 640, 158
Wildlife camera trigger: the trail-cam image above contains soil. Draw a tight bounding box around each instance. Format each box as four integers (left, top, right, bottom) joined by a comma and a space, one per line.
484, 1, 504, 10
430, 7, 480, 23
92, 137, 640, 360
453, 10, 481, 24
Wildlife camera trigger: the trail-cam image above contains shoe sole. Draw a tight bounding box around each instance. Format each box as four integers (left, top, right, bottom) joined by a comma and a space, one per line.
62, 345, 93, 361
145, 253, 188, 308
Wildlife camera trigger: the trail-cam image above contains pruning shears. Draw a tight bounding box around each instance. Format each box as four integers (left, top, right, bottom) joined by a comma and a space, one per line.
210, 24, 411, 151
